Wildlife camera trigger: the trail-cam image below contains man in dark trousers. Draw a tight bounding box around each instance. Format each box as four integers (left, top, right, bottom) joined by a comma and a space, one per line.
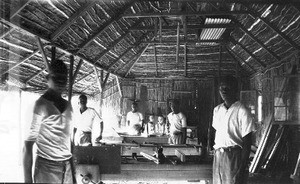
212, 75, 255, 184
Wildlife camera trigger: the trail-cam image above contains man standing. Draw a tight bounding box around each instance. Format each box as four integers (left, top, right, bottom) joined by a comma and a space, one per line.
74, 94, 103, 146
167, 99, 187, 144
212, 75, 255, 184
126, 101, 144, 135
23, 59, 73, 183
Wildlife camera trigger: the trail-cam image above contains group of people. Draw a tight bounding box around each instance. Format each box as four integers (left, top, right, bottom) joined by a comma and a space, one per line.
23, 59, 255, 184
125, 99, 187, 145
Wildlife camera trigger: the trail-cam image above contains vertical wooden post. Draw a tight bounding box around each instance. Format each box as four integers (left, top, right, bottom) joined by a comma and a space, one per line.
159, 17, 162, 43
176, 21, 180, 64
184, 42, 187, 77
116, 76, 122, 97
217, 45, 222, 103
68, 55, 74, 102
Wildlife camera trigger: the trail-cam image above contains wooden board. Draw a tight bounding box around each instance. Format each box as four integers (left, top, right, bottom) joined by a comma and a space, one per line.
122, 135, 169, 144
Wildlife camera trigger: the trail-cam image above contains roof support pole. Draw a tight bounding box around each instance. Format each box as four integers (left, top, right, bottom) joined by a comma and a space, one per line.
72, 59, 83, 84
94, 66, 102, 93
159, 17, 162, 42
184, 42, 187, 77
68, 55, 74, 102
176, 21, 180, 64
51, 46, 56, 63
36, 37, 50, 72
154, 45, 158, 76
116, 76, 122, 97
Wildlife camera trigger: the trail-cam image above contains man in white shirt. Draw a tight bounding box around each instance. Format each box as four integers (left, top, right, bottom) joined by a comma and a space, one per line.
126, 101, 144, 135
74, 94, 103, 146
167, 99, 187, 144
23, 59, 73, 183
212, 75, 255, 184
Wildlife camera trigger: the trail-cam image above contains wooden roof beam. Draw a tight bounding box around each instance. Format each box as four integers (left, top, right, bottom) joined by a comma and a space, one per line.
107, 33, 149, 70
130, 24, 236, 31
225, 45, 255, 72
230, 38, 266, 68
51, 1, 97, 41
9, 0, 31, 19
93, 19, 144, 62
245, 5, 300, 50
143, 39, 225, 44
36, 37, 50, 72
122, 11, 248, 18
0, 15, 123, 78
235, 21, 281, 62
76, 1, 135, 54
106, 0, 300, 3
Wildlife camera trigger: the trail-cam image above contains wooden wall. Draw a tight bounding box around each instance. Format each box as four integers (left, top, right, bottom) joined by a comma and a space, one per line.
100, 78, 215, 146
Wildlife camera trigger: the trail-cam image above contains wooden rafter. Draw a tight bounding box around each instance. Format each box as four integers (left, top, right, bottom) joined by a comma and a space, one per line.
36, 37, 50, 72
93, 19, 144, 63
236, 21, 281, 61
130, 24, 236, 31
9, 0, 31, 19
143, 39, 225, 44
0, 13, 123, 78
230, 38, 266, 68
107, 33, 149, 70
225, 45, 255, 72
0, 28, 13, 39
25, 68, 46, 84
1, 49, 40, 75
124, 36, 156, 77
75, 1, 135, 54
122, 11, 248, 18
51, 1, 97, 41
246, 5, 300, 50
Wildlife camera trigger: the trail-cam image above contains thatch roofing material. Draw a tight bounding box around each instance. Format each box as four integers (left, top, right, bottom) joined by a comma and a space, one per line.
0, 1, 300, 95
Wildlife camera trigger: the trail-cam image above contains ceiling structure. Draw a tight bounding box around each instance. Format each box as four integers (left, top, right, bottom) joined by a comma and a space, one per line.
0, 0, 300, 95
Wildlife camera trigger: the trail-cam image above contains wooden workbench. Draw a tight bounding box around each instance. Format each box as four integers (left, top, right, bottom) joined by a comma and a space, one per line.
76, 158, 212, 183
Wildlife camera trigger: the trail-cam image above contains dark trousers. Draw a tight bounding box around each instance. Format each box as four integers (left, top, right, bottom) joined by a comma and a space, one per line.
213, 147, 248, 184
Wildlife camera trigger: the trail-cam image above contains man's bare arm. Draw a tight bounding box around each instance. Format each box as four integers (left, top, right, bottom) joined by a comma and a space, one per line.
23, 141, 34, 183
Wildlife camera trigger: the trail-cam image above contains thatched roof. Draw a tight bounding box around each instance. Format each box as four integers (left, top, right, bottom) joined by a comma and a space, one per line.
1, 0, 300, 95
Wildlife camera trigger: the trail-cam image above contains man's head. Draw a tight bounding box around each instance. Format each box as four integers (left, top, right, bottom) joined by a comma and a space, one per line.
219, 75, 239, 103
46, 59, 68, 93
79, 94, 88, 109
169, 99, 179, 114
131, 102, 138, 112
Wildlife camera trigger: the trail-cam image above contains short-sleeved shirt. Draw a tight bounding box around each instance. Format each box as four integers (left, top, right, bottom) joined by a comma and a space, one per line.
126, 111, 143, 126
75, 107, 102, 132
167, 112, 187, 134
212, 101, 255, 149
25, 97, 73, 161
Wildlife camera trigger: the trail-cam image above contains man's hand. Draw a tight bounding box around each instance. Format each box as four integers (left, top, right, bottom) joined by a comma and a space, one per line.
95, 135, 102, 142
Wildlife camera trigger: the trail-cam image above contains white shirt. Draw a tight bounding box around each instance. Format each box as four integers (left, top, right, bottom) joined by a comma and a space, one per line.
126, 111, 143, 126
26, 97, 73, 161
167, 112, 187, 134
212, 101, 255, 149
75, 107, 102, 132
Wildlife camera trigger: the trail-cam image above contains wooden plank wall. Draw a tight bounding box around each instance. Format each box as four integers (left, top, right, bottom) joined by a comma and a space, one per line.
101, 78, 215, 145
